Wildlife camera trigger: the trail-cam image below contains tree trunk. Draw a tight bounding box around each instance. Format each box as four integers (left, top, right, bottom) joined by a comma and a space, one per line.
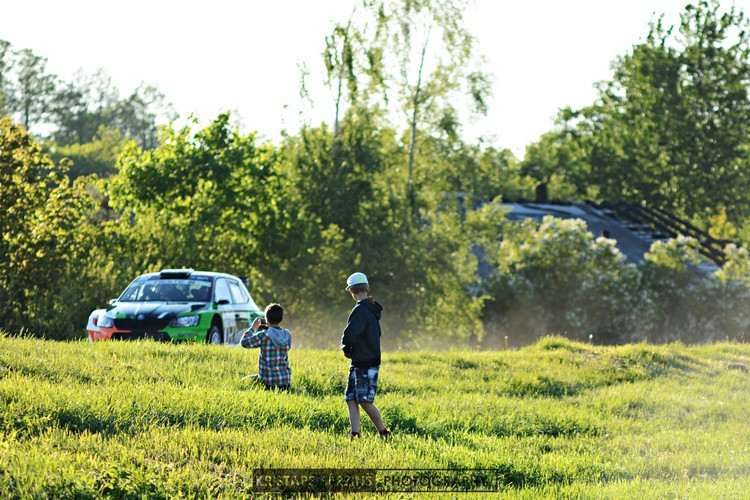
406, 26, 431, 221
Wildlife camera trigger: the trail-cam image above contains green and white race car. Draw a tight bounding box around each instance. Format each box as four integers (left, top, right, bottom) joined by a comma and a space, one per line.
86, 269, 264, 344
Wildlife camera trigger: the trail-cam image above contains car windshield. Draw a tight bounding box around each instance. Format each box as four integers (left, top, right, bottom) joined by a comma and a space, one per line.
119, 279, 212, 302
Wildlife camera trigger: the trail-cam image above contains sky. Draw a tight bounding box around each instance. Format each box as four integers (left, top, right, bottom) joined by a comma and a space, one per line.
1, 0, 694, 156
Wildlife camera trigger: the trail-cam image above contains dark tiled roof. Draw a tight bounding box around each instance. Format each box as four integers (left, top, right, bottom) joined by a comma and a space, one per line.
501, 201, 653, 263
498, 200, 725, 274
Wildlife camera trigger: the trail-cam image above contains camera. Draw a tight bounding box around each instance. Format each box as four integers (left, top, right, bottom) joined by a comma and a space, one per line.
258, 318, 268, 331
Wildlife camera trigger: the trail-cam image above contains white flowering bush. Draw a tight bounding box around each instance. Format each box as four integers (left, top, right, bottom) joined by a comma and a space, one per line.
700, 244, 750, 342
637, 236, 707, 342
481, 216, 642, 346
637, 238, 750, 343
480, 221, 750, 346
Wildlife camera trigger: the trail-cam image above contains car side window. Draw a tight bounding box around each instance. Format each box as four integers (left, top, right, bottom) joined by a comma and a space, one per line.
187, 283, 211, 302
228, 280, 248, 305
214, 279, 232, 304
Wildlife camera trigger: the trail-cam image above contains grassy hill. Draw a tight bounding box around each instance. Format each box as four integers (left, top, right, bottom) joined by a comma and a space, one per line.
1, 332, 749, 498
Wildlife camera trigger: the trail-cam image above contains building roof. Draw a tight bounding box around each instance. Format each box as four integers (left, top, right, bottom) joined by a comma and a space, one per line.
502, 201, 653, 263
498, 200, 724, 275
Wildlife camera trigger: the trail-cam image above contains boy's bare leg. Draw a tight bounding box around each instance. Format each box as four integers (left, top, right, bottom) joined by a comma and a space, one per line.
359, 402, 386, 432
347, 399, 361, 433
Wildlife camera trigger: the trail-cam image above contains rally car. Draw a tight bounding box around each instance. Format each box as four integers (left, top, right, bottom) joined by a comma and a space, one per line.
86, 269, 263, 344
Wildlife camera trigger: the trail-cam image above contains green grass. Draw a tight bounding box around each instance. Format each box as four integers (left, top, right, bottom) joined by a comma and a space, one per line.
1, 333, 750, 498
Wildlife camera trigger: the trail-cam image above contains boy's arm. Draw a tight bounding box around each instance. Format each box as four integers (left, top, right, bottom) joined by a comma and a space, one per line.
341, 307, 365, 356
241, 329, 265, 349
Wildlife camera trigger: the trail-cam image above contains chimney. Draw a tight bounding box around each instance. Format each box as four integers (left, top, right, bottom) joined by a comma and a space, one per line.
535, 183, 548, 203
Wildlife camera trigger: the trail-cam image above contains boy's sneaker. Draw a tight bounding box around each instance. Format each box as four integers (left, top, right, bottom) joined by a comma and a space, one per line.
378, 429, 391, 442
349, 431, 361, 440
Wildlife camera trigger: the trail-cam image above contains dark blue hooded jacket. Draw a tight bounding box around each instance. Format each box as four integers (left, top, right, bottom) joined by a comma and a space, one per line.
341, 299, 383, 368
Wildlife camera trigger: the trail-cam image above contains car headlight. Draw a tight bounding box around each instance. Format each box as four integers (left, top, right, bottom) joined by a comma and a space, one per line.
169, 315, 200, 327
98, 313, 115, 328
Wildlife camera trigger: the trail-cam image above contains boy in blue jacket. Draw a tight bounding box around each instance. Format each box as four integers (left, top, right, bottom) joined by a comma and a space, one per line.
340, 272, 390, 441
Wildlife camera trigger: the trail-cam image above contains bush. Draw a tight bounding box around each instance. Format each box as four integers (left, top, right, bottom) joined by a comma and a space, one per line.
480, 216, 642, 346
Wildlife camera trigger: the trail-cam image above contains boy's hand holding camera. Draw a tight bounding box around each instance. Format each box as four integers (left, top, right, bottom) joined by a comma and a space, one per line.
242, 318, 267, 339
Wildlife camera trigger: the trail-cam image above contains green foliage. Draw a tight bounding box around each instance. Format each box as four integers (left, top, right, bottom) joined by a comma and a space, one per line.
10, 48, 56, 130
346, 0, 493, 217
45, 125, 126, 179
0, 40, 174, 150
381, 0, 491, 126
2, 335, 750, 497
412, 137, 528, 209
106, 113, 278, 275
475, 146, 533, 202
4, 1, 750, 351
684, 244, 750, 343
714, 244, 750, 284
520, 129, 584, 201
0, 117, 99, 338
278, 109, 485, 347
112, 83, 174, 150
638, 236, 710, 343
387, 210, 484, 346
47, 69, 120, 146
320, 2, 388, 161
551, 0, 750, 223
706, 207, 740, 242
279, 108, 397, 237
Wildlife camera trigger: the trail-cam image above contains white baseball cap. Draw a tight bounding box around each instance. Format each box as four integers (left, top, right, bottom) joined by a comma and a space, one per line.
345, 272, 369, 290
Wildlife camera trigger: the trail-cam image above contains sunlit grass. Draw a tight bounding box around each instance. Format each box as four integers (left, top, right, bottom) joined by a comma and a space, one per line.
1, 333, 749, 497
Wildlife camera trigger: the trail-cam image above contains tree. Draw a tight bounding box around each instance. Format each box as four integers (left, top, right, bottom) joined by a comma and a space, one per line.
557, 1, 750, 223
280, 105, 398, 234
277, 106, 492, 347
377, 0, 492, 218
319, 0, 492, 220
520, 126, 584, 202
50, 77, 90, 145
703, 244, 750, 342
48, 70, 173, 150
0, 40, 173, 149
49, 69, 120, 146
675, 1, 750, 221
0, 116, 97, 338
10, 48, 56, 129
638, 236, 713, 343
114, 83, 176, 150
322, 2, 387, 165
277, 108, 403, 332
107, 113, 274, 269
469, 145, 532, 202
45, 125, 126, 179
0, 39, 13, 115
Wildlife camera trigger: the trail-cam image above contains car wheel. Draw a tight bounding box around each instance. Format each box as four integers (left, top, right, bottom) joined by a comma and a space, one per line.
207, 324, 223, 345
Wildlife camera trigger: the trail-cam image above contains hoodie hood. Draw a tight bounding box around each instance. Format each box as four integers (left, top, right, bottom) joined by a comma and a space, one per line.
360, 299, 383, 321
265, 326, 292, 348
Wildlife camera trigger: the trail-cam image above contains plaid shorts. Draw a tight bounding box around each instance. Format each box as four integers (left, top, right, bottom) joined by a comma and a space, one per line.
345, 366, 379, 403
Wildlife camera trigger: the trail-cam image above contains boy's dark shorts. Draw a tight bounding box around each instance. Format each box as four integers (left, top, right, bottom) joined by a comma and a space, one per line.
345, 366, 379, 403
